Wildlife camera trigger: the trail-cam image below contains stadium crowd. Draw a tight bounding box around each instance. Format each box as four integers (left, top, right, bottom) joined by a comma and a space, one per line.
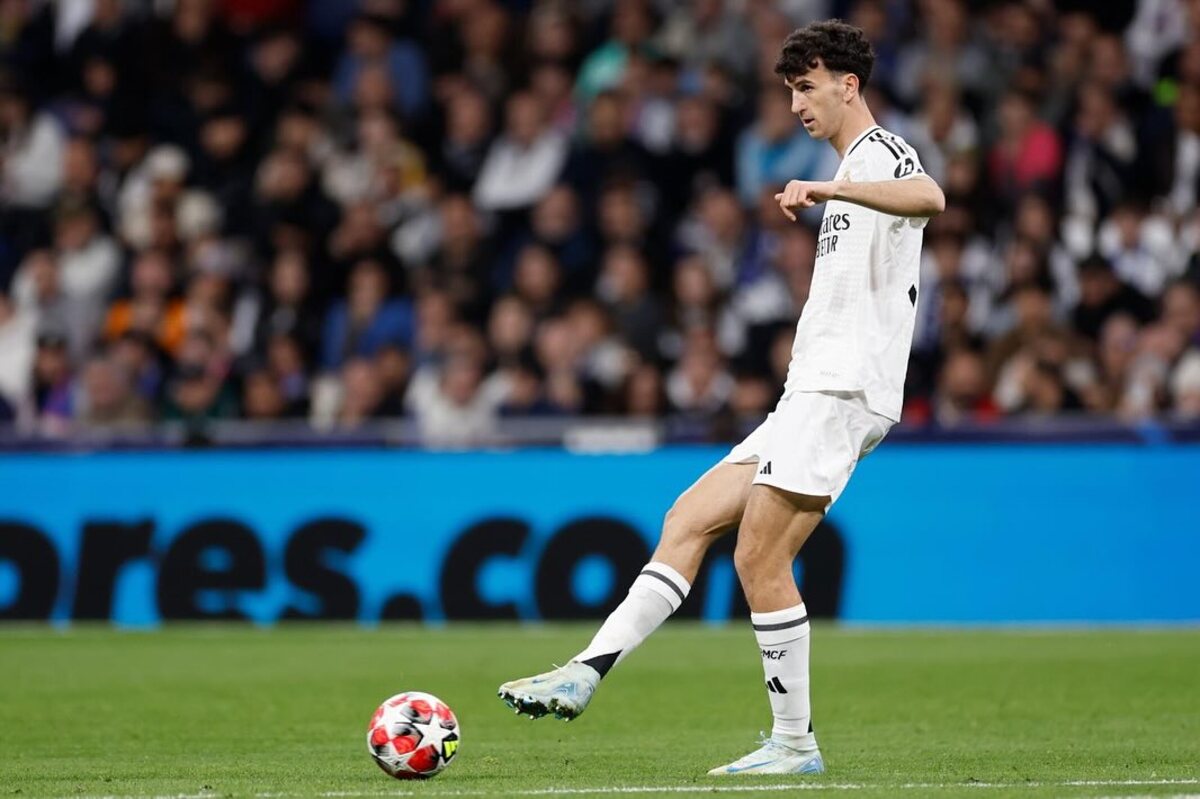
1, 0, 1199, 443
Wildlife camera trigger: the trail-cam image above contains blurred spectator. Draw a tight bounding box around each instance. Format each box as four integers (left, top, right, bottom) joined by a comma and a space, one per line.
661, 254, 741, 360
989, 91, 1063, 210
657, 0, 756, 80
621, 53, 676, 155
677, 187, 750, 289
333, 12, 428, 120
0, 75, 65, 210
0, 290, 34, 414
488, 295, 535, 369
413, 194, 491, 323
566, 297, 630, 394
32, 332, 74, 427
1121, 321, 1188, 417
915, 231, 994, 350
926, 348, 1000, 426
1161, 280, 1200, 346
907, 81, 978, 186
499, 355, 554, 417
512, 244, 563, 321
109, 331, 165, 408
736, 87, 823, 207
164, 330, 237, 423
77, 355, 150, 428
51, 198, 120, 320
12, 249, 98, 362
620, 361, 668, 417
1096, 202, 1186, 297
987, 282, 1065, 381
1071, 255, 1156, 341
1063, 83, 1138, 225
335, 356, 400, 427
266, 333, 311, 415
525, 185, 594, 293
406, 348, 509, 446
242, 367, 287, 421
562, 92, 651, 212
321, 258, 412, 371
1010, 194, 1078, 314
597, 245, 662, 359
434, 82, 494, 192
1162, 83, 1200, 219
252, 247, 322, 358
667, 329, 734, 414
575, 0, 657, 103
103, 249, 185, 355
530, 60, 579, 138
893, 0, 992, 108
659, 94, 735, 212
1170, 347, 1200, 417
473, 91, 568, 213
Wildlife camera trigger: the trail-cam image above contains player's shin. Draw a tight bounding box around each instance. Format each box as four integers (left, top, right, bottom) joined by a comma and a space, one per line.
571, 561, 691, 677
752, 602, 817, 751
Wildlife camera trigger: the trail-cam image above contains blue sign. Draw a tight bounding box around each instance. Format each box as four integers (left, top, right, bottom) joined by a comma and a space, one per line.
0, 445, 1196, 624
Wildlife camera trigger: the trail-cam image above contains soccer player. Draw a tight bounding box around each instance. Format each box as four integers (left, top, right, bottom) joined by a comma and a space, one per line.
498, 20, 944, 776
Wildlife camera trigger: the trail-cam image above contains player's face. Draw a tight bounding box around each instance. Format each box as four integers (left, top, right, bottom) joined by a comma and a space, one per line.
786, 63, 851, 141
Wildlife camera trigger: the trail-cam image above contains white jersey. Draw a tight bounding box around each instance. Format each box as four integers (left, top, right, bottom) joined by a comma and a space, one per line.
783, 124, 929, 422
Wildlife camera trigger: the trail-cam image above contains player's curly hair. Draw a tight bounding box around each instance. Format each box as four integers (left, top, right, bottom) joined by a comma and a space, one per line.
774, 20, 875, 89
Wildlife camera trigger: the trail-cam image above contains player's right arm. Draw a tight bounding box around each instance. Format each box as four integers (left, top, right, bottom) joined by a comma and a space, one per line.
775, 175, 945, 220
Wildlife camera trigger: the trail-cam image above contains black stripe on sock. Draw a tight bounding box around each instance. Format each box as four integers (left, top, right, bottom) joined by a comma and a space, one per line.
752, 614, 809, 632
580, 651, 619, 678
638, 569, 685, 603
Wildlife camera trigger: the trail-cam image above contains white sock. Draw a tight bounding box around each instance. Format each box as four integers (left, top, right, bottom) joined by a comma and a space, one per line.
752, 602, 817, 750
571, 561, 690, 677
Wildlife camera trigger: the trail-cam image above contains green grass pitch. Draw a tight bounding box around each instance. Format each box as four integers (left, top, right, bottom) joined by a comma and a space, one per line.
0, 624, 1197, 798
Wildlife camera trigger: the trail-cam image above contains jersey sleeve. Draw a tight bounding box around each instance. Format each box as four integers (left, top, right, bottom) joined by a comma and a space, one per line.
862, 131, 931, 228
863, 130, 926, 182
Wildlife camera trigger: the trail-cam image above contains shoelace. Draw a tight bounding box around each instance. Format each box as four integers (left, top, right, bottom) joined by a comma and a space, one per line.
755, 732, 805, 756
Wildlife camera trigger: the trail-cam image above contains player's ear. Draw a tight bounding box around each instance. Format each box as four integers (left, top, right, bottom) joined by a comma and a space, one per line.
843, 73, 859, 103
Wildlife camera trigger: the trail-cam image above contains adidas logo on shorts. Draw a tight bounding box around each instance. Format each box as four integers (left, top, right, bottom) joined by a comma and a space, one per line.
759, 461, 772, 475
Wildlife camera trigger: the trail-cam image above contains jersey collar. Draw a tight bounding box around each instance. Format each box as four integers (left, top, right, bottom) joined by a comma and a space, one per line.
843, 125, 881, 158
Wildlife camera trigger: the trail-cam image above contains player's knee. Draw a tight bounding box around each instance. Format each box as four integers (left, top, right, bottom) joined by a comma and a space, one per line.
732, 538, 765, 582
659, 503, 705, 547
733, 536, 789, 587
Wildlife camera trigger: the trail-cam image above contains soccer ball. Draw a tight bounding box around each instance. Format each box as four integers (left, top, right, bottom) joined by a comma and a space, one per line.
366, 692, 460, 779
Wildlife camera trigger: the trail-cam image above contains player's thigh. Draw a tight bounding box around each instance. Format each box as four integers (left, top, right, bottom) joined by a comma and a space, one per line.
659, 460, 757, 545
734, 483, 826, 569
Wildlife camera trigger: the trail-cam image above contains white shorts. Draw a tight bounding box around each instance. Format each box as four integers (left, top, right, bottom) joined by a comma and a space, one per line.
723, 390, 893, 508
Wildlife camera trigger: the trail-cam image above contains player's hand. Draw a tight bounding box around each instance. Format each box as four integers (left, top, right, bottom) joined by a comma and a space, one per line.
775, 180, 844, 221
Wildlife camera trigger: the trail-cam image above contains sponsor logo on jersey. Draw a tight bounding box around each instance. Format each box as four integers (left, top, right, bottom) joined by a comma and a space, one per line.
816, 213, 850, 259
819, 213, 851, 234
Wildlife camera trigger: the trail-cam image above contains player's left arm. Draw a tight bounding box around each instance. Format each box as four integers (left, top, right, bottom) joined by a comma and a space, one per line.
775, 175, 946, 221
